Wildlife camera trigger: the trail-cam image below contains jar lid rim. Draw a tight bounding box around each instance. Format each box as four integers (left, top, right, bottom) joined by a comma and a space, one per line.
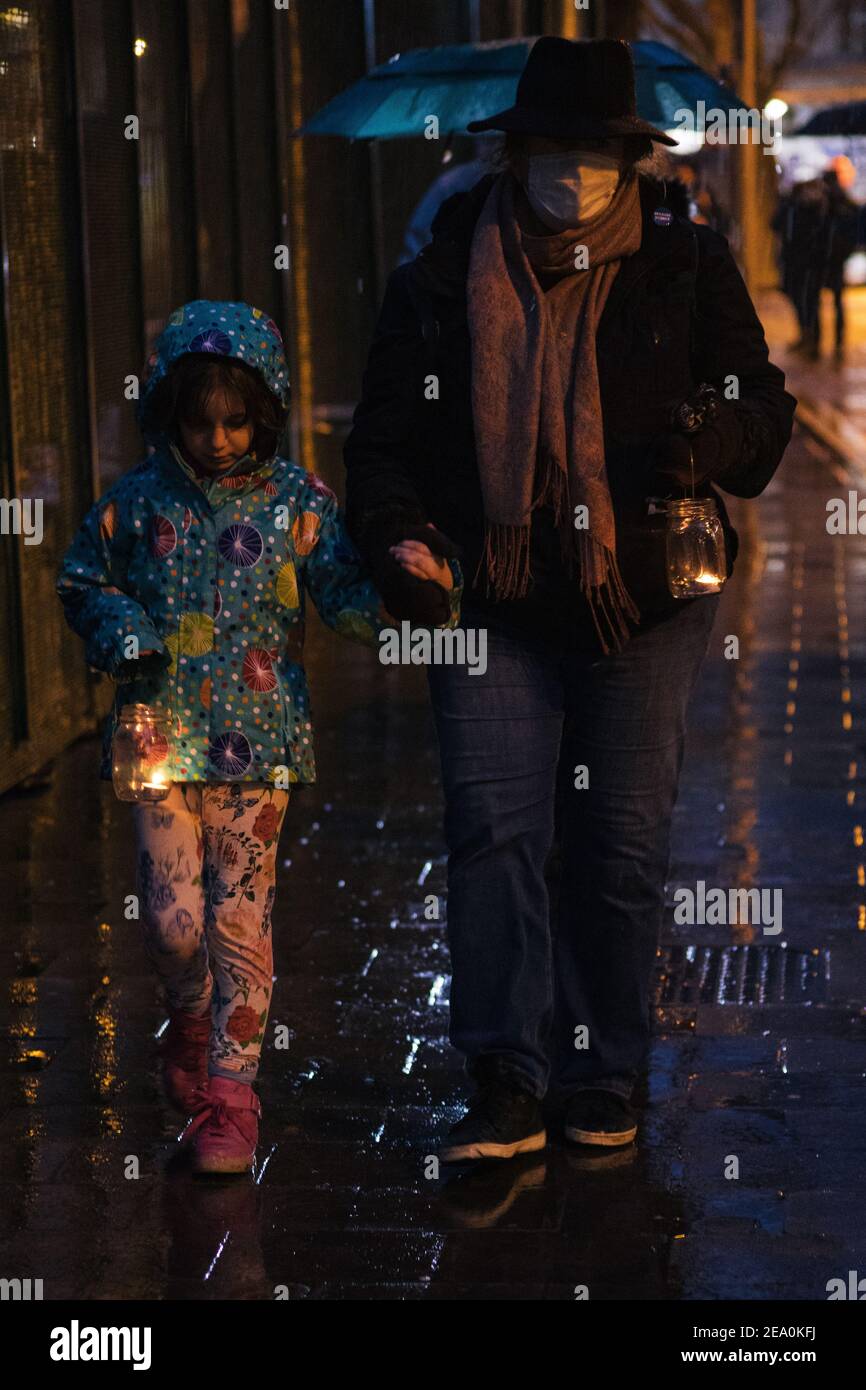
667, 496, 718, 513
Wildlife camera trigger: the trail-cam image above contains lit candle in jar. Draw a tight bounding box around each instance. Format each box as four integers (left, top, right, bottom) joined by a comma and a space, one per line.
112, 704, 173, 802
666, 497, 728, 600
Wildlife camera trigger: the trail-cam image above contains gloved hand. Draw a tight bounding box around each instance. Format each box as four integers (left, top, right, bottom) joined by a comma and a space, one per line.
649, 383, 744, 490
113, 647, 171, 682
365, 514, 462, 625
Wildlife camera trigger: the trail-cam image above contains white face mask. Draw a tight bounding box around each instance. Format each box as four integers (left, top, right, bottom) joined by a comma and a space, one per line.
524, 149, 622, 231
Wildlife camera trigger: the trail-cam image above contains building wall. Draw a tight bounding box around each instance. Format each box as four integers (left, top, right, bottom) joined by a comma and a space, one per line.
0, 0, 94, 791
0, 0, 295, 794
0, 0, 573, 794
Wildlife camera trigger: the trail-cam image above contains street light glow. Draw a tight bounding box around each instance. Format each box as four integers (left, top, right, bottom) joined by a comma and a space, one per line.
667, 128, 704, 156
764, 98, 788, 122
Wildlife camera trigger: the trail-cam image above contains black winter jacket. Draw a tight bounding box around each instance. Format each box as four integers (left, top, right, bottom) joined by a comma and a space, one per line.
344, 173, 798, 649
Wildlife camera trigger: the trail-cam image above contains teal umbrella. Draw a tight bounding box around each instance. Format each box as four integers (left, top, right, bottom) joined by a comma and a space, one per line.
298, 39, 746, 140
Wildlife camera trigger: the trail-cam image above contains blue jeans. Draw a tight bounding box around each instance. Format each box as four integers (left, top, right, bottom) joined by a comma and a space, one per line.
427, 595, 720, 1101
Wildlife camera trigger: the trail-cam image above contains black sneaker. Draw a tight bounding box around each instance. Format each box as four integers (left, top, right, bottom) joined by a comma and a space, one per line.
440, 1081, 546, 1163
564, 1090, 637, 1148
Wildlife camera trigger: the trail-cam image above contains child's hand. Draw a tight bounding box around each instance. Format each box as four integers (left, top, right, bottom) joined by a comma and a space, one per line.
389, 524, 454, 591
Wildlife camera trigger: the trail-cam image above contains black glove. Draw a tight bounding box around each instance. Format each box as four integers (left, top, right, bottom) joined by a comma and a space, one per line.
649, 383, 744, 490
112, 647, 172, 682
363, 512, 461, 626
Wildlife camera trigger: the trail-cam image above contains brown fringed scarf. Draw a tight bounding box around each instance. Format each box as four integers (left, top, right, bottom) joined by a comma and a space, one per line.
466, 169, 643, 652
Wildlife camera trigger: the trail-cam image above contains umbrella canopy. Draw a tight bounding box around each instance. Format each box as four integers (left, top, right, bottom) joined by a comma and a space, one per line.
793, 102, 866, 138
298, 38, 746, 141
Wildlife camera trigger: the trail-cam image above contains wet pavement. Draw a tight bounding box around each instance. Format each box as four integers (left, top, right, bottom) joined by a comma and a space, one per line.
2, 424, 866, 1301
759, 284, 866, 472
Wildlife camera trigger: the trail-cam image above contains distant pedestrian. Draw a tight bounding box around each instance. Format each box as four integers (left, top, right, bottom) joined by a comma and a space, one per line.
772, 178, 829, 358
820, 166, 861, 360
57, 300, 457, 1177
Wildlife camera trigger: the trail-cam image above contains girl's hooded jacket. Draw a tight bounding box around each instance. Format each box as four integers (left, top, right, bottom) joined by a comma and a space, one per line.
57, 300, 461, 785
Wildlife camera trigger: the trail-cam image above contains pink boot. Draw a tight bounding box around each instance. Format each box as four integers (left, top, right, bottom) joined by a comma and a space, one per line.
187, 1075, 261, 1176
160, 1009, 210, 1113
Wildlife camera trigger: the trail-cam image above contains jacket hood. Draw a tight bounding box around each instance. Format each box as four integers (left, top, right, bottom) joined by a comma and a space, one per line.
138, 299, 290, 449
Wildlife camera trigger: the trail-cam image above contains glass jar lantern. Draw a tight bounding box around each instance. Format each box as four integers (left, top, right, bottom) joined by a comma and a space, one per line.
112, 703, 173, 802
665, 497, 727, 599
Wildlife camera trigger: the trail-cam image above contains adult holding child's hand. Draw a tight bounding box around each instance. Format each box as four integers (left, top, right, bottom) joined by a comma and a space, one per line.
345, 37, 796, 1165
366, 515, 460, 624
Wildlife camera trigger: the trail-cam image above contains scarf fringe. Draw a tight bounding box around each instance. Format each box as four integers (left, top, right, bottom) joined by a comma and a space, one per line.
477, 516, 641, 656
577, 529, 641, 655
475, 521, 532, 601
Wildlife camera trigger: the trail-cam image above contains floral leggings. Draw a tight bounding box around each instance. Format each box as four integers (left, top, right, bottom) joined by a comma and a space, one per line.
133, 782, 290, 1081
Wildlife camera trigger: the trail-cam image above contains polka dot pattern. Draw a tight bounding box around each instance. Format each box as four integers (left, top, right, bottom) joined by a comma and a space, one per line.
137, 300, 291, 449
58, 299, 463, 788
56, 416, 427, 787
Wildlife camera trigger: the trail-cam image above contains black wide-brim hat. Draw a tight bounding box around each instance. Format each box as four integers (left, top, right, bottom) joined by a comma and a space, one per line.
467, 36, 678, 147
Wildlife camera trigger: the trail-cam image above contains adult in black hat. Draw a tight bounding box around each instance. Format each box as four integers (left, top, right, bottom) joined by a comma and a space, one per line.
345, 38, 796, 1159
466, 32, 677, 145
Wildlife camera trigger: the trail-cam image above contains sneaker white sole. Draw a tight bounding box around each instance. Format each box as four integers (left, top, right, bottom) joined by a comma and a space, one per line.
440, 1129, 547, 1163
565, 1123, 637, 1148
192, 1156, 254, 1175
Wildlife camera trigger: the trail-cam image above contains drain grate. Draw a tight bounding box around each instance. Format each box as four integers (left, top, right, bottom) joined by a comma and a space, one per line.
655, 944, 831, 1007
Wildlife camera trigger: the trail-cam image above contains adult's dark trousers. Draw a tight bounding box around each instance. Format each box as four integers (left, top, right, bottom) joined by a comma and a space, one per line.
792, 264, 822, 349
427, 592, 720, 1101
825, 268, 845, 350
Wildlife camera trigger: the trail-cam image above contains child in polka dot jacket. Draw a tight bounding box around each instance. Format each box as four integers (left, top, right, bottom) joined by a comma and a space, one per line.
57, 300, 461, 1175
